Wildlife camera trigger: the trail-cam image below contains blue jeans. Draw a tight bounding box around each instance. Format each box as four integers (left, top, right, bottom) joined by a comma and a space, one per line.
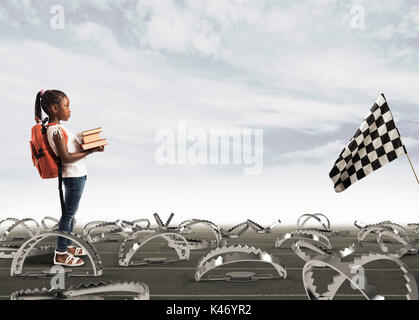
56, 175, 87, 252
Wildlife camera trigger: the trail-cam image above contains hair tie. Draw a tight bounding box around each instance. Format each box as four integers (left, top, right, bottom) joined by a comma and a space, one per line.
40, 90, 45, 96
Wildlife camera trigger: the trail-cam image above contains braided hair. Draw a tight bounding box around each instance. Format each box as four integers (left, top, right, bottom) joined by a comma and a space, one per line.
34, 89, 67, 123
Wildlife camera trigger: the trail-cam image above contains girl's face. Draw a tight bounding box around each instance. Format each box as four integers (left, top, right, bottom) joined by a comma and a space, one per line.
57, 96, 71, 121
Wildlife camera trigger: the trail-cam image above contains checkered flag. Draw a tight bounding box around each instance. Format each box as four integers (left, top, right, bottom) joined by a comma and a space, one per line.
329, 94, 406, 192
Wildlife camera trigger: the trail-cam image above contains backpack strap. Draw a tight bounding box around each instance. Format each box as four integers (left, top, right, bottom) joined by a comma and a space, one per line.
40, 117, 66, 217
57, 157, 66, 217
41, 117, 49, 135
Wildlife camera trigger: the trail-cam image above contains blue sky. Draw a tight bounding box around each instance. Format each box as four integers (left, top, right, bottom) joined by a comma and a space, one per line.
1, 0, 419, 226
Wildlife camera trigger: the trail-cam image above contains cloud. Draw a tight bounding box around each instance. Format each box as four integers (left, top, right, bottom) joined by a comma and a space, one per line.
273, 140, 346, 164
121, 0, 419, 112
370, 4, 419, 39
0, 1, 419, 224
403, 136, 419, 150
0, 7, 7, 22
139, 1, 221, 56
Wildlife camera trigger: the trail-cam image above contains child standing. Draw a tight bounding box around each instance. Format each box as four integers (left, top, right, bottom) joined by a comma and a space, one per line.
34, 89, 104, 266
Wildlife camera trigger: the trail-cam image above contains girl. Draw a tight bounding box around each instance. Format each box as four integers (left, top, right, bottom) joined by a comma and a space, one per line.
34, 89, 104, 266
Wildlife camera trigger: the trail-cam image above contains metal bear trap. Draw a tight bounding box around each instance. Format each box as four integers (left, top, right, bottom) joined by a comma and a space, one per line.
221, 222, 249, 238
40, 216, 59, 231
84, 219, 139, 243
0, 218, 40, 242
83, 220, 109, 236
0, 218, 21, 239
340, 220, 417, 258
407, 223, 419, 234
153, 212, 178, 231
297, 213, 331, 232
377, 229, 418, 258
221, 219, 280, 238
355, 223, 391, 241
170, 238, 227, 250
40, 216, 77, 232
303, 252, 418, 300
1, 243, 54, 260
0, 244, 20, 259
247, 219, 281, 234
0, 218, 44, 259
296, 213, 349, 237
119, 229, 190, 266
178, 219, 222, 240
10, 230, 103, 277
379, 221, 407, 236
131, 218, 151, 229
354, 220, 406, 236
10, 281, 150, 300
176, 219, 224, 250
292, 240, 338, 262
275, 229, 331, 250
195, 245, 287, 282
338, 223, 391, 259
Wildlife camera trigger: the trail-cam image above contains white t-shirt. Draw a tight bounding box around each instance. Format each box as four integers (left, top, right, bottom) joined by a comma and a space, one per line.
46, 124, 88, 178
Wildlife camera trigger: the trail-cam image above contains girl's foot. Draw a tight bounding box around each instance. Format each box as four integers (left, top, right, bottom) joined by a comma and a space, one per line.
54, 250, 84, 266
66, 246, 87, 256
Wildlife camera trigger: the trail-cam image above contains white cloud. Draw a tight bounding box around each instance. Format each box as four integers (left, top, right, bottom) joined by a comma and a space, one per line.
123, 0, 419, 111
0, 1, 419, 225
403, 136, 419, 150
274, 140, 346, 164
375, 5, 419, 39
0, 7, 7, 22
132, 0, 223, 56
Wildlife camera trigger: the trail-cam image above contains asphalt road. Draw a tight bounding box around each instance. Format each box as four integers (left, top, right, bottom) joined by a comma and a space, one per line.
0, 226, 418, 300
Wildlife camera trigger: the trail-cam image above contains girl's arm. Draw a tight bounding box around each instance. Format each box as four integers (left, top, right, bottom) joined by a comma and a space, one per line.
53, 131, 102, 163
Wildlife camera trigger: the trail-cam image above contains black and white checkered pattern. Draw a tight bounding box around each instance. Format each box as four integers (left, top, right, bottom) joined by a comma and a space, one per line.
329, 94, 406, 193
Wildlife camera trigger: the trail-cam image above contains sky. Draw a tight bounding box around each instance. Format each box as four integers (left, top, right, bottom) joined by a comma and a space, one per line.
0, 0, 419, 227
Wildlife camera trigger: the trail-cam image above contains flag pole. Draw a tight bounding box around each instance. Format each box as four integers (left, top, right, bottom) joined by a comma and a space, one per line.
406, 153, 419, 184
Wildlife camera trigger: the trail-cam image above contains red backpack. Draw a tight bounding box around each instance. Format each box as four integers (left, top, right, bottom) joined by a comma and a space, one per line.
30, 121, 68, 179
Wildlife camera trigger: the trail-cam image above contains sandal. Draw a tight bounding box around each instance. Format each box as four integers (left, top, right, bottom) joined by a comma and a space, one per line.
54, 250, 85, 267
67, 246, 87, 256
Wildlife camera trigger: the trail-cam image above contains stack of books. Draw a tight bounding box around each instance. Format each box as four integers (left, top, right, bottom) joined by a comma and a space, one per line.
78, 127, 108, 151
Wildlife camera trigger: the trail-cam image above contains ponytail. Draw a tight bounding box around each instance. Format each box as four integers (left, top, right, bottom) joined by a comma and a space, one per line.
34, 89, 67, 123
34, 91, 43, 123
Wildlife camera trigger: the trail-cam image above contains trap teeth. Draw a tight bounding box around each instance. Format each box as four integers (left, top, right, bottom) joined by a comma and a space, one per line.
222, 222, 249, 238
297, 213, 331, 232
0, 218, 40, 242
41, 216, 60, 231
85, 220, 140, 243
11, 281, 150, 300
407, 223, 419, 233
195, 245, 287, 282
119, 231, 190, 267
350, 220, 416, 258
10, 231, 102, 278
303, 251, 418, 300
246, 219, 280, 233
292, 240, 331, 262
276, 229, 331, 250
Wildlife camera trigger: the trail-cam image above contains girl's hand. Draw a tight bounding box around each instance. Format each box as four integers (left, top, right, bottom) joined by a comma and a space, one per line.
90, 146, 105, 153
